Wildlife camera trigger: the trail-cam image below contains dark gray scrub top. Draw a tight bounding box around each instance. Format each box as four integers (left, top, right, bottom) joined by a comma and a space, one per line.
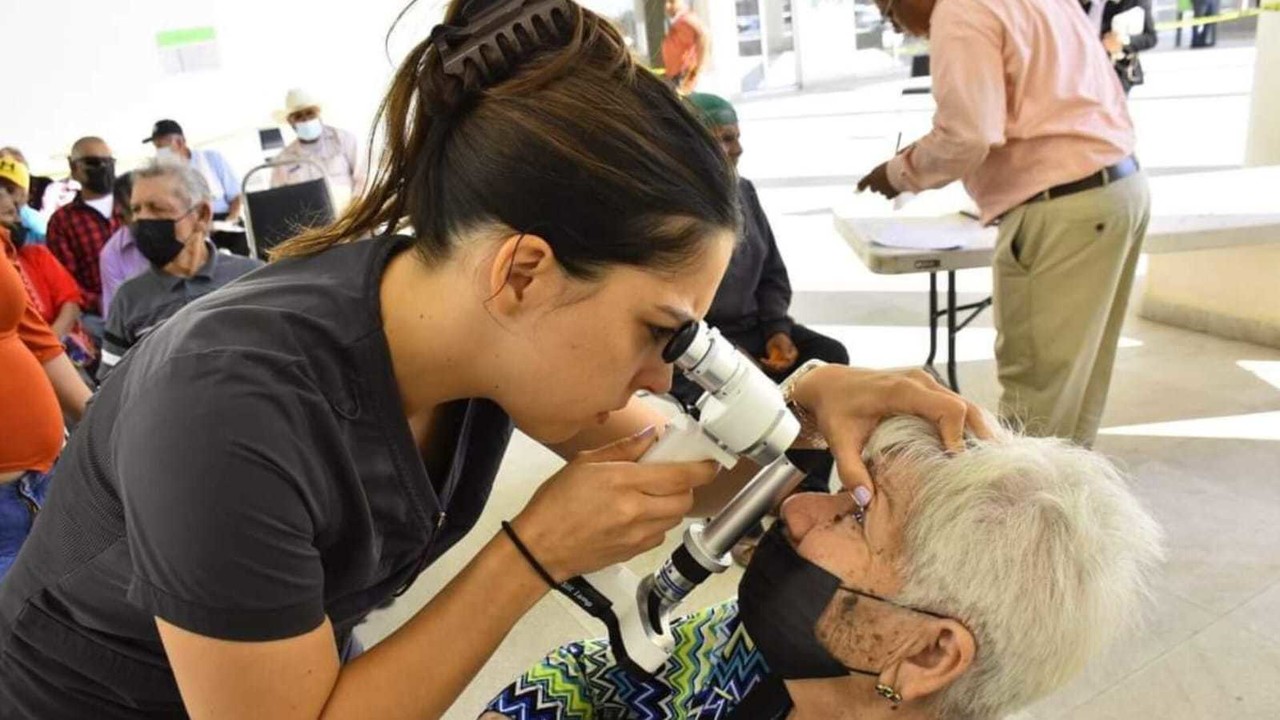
0, 236, 514, 717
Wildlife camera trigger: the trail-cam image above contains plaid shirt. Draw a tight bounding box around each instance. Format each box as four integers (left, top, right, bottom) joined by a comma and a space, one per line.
46, 194, 121, 314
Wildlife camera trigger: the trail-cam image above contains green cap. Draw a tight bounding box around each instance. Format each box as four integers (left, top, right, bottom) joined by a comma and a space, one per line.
686, 92, 738, 128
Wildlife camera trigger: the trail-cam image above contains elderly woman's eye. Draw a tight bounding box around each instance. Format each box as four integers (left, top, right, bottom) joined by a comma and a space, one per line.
836, 504, 867, 528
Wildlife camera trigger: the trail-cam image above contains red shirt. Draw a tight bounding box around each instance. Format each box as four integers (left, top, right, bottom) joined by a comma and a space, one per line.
1, 228, 65, 474
46, 194, 120, 314
15, 244, 83, 325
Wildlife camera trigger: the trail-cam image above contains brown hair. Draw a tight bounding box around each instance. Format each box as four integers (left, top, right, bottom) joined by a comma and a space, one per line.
272, 0, 737, 279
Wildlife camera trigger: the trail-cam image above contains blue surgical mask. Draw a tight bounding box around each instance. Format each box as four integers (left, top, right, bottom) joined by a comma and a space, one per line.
294, 118, 324, 142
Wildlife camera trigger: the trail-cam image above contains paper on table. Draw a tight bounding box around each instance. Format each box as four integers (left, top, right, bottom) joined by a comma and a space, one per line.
871, 221, 970, 250
870, 213, 988, 251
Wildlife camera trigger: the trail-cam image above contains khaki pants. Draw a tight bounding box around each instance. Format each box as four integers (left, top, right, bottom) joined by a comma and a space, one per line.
993, 172, 1151, 446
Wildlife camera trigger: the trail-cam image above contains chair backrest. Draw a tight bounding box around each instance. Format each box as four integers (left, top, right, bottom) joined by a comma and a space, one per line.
242, 161, 335, 259
211, 227, 252, 257
911, 55, 931, 78
258, 127, 286, 154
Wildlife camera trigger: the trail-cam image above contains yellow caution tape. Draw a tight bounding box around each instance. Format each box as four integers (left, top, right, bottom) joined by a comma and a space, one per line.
1156, 2, 1278, 31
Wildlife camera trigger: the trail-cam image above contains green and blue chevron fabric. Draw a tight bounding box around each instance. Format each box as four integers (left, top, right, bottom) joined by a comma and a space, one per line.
485, 600, 772, 719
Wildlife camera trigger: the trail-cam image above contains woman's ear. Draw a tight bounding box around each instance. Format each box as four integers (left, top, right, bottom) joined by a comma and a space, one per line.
485, 233, 562, 318
891, 618, 975, 703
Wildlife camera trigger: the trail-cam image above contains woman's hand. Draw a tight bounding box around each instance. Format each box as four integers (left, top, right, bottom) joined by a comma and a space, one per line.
1103, 32, 1125, 54
512, 427, 719, 582
791, 366, 992, 502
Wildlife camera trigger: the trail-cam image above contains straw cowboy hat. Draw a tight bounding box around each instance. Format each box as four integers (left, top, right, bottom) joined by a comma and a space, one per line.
275, 88, 323, 123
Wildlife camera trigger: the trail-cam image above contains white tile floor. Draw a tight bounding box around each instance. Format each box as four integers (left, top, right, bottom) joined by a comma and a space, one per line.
362, 46, 1280, 719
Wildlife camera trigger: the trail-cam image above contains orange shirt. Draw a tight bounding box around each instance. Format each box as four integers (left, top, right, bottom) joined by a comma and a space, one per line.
662, 11, 706, 84
1, 227, 65, 474
887, 0, 1134, 223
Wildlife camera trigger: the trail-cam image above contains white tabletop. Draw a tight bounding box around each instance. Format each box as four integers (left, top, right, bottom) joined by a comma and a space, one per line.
832, 165, 1280, 275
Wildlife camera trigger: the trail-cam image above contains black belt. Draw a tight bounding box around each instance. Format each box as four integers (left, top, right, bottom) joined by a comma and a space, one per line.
1026, 155, 1140, 204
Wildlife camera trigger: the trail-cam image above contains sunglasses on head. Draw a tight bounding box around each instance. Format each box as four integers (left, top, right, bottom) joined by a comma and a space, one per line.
74, 156, 115, 167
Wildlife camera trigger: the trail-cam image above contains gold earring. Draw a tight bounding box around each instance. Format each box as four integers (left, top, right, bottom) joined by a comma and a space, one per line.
875, 683, 903, 706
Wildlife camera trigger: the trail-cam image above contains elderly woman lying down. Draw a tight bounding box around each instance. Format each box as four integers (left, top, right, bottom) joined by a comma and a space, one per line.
481, 415, 1163, 720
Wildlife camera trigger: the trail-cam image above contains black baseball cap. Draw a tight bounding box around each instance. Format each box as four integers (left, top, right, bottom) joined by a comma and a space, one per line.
143, 119, 184, 143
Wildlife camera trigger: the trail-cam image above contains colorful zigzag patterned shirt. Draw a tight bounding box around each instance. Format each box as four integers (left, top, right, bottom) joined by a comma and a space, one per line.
485, 599, 783, 719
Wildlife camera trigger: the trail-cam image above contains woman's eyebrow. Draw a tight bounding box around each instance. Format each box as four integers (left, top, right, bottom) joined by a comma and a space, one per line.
657, 304, 693, 324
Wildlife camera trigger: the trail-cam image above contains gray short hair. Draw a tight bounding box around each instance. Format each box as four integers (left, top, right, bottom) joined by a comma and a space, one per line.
864, 416, 1164, 719
134, 159, 213, 210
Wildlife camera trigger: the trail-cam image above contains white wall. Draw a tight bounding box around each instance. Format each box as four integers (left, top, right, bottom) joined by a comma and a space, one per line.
7, 0, 634, 180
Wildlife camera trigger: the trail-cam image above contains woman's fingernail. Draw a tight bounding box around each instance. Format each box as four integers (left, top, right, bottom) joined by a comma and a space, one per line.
634, 424, 657, 439
854, 486, 873, 506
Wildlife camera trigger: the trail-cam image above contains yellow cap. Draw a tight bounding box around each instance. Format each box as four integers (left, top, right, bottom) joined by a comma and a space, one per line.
0, 156, 30, 193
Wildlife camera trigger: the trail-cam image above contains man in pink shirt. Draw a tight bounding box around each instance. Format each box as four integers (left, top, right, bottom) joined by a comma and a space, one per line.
859, 0, 1150, 446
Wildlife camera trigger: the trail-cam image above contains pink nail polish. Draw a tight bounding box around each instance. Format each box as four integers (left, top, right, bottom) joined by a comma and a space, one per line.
854, 486, 872, 506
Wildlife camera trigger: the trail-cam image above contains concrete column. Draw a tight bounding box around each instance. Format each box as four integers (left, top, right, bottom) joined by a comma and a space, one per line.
764, 0, 789, 56
641, 0, 666, 69
1244, 11, 1280, 165
1139, 11, 1280, 349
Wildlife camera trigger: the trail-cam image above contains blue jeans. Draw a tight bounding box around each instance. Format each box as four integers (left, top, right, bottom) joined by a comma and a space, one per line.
0, 469, 53, 581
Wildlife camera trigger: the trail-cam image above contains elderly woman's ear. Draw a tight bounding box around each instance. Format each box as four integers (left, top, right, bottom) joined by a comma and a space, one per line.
891, 618, 976, 704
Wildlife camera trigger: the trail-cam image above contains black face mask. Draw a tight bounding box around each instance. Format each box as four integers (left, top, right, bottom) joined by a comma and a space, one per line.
133, 215, 190, 267
79, 159, 116, 195
4, 222, 27, 249
739, 524, 948, 680
739, 524, 856, 679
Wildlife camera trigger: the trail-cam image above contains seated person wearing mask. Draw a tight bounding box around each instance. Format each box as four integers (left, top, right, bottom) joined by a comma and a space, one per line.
483, 414, 1163, 719
46, 136, 121, 334
98, 162, 262, 381
144, 119, 243, 222
270, 88, 368, 209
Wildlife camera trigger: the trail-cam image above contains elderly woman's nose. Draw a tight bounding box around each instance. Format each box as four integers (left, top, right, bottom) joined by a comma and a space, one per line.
779, 492, 855, 543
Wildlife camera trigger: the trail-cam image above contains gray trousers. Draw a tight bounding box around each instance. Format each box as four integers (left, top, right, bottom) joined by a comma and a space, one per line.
993, 172, 1152, 446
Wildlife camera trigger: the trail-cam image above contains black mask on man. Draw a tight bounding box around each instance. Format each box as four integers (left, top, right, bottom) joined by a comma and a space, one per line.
79, 158, 116, 195
4, 222, 28, 249
132, 218, 187, 267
